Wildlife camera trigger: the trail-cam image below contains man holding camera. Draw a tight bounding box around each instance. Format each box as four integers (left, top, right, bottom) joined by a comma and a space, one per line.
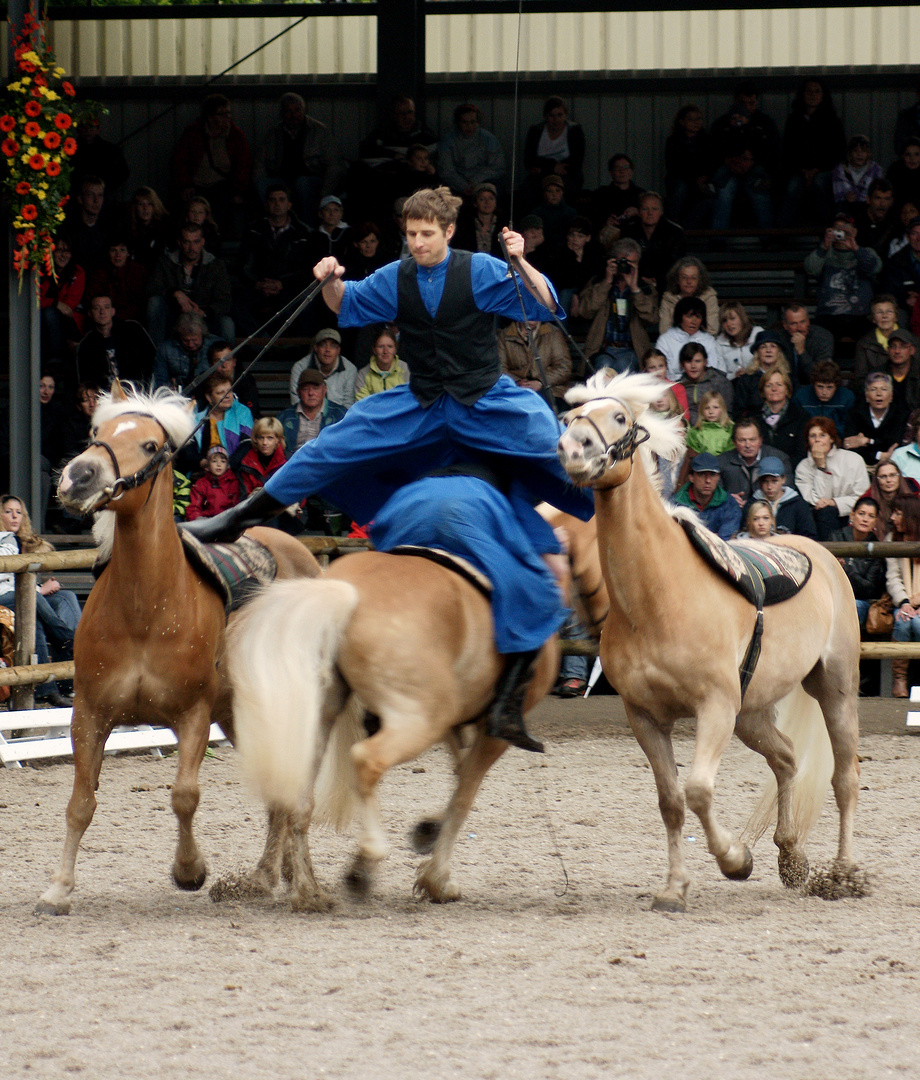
578, 237, 659, 372
804, 212, 882, 345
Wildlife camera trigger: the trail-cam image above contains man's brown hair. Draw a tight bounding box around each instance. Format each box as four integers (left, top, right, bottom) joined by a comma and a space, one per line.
403, 186, 463, 231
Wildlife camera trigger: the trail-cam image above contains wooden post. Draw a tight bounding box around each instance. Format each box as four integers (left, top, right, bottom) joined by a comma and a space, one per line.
11, 567, 40, 710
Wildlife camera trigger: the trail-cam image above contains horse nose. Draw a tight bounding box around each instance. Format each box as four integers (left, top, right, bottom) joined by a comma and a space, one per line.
60, 457, 99, 495
557, 432, 583, 461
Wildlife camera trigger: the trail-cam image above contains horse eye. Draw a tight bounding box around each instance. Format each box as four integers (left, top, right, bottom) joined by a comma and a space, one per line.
614, 413, 626, 424
143, 441, 158, 454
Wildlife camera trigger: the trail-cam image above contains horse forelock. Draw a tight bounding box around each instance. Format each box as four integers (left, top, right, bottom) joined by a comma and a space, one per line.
92, 384, 196, 449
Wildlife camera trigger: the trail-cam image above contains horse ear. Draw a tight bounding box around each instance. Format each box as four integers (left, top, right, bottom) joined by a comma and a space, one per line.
110, 379, 128, 402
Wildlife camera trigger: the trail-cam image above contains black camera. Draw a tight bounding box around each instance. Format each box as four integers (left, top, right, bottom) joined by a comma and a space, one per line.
616, 257, 633, 275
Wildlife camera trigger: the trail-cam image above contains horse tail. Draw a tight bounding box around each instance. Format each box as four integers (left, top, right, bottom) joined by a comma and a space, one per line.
226, 578, 359, 813
742, 685, 835, 846
312, 694, 366, 831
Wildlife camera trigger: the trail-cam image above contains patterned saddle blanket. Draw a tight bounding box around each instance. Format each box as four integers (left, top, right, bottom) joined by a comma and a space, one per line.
180, 532, 278, 613
679, 518, 812, 609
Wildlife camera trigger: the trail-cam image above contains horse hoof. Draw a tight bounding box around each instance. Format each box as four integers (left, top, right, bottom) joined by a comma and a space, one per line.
651, 895, 687, 914
778, 849, 810, 889
33, 899, 70, 917
410, 819, 442, 854
291, 890, 337, 914
723, 846, 754, 881
174, 868, 207, 892
345, 864, 372, 900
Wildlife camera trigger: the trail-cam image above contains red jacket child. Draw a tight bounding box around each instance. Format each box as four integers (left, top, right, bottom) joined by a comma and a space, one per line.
186, 446, 242, 520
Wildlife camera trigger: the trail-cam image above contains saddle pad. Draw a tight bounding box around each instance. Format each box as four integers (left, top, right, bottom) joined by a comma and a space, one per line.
679, 518, 812, 607
180, 532, 278, 612
388, 545, 493, 599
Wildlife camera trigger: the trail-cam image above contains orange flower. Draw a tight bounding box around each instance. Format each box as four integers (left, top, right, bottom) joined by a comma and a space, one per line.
62, 82, 75, 97
62, 136, 77, 155
53, 113, 72, 131
20, 61, 36, 74
2, 138, 20, 157
33, 74, 47, 88
24, 100, 41, 118
24, 121, 41, 138
15, 180, 32, 194
0, 115, 16, 132
30, 88, 43, 99
46, 160, 61, 177
28, 152, 46, 170
58, 195, 70, 208
21, 204, 38, 221
43, 130, 61, 150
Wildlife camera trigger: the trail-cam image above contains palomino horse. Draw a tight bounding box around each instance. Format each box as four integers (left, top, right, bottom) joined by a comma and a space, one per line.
224, 552, 558, 911
36, 382, 319, 915
557, 371, 861, 913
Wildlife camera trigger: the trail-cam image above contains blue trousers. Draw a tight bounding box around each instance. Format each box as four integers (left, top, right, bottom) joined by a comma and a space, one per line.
265, 376, 594, 526
369, 475, 566, 653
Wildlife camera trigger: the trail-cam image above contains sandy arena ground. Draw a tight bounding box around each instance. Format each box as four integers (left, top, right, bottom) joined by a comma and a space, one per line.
1, 696, 918, 1080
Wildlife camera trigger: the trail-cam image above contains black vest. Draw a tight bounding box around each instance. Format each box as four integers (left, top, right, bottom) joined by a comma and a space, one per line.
396, 249, 501, 407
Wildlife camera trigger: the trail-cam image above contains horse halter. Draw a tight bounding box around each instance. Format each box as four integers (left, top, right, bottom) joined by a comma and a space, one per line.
569, 400, 651, 467
87, 411, 176, 507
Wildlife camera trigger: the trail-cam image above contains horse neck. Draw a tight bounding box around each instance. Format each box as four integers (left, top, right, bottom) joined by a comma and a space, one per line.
593, 458, 687, 615
108, 467, 184, 582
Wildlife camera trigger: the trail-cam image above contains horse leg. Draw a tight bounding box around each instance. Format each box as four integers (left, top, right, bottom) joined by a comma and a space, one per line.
415, 726, 507, 903
624, 704, 691, 913
684, 701, 754, 884
735, 706, 808, 886
244, 807, 291, 896
35, 713, 108, 915
170, 706, 211, 890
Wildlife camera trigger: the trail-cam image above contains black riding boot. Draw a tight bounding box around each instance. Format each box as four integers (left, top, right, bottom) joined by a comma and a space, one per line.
180, 487, 287, 544
488, 649, 544, 753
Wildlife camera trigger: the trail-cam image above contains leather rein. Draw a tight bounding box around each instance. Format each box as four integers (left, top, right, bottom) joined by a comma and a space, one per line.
87, 411, 175, 508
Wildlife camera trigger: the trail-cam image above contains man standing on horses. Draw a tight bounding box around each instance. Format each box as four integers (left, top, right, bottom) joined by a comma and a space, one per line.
184, 186, 592, 752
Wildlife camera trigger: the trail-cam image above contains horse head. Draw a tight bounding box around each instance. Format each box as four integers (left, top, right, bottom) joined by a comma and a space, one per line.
58, 381, 196, 516
557, 371, 683, 489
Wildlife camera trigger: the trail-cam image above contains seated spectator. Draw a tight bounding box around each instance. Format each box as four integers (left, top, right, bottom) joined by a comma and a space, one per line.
794, 416, 870, 538
64, 176, 113, 277
238, 416, 288, 497
832, 135, 883, 210
718, 416, 793, 508
70, 112, 129, 197
866, 459, 918, 540
890, 408, 920, 482
146, 222, 234, 346
732, 330, 794, 418
777, 78, 844, 227
343, 221, 389, 279
793, 360, 855, 434
85, 236, 149, 324
883, 215, 920, 319
580, 239, 659, 373
621, 192, 686, 294
738, 499, 776, 539
186, 445, 241, 521
60, 384, 98, 470
288, 328, 357, 410
125, 186, 171, 272
709, 82, 779, 231
279, 369, 346, 454
773, 303, 833, 384
804, 213, 882, 344
657, 296, 720, 379
747, 457, 817, 538
658, 256, 719, 336
40, 236, 85, 367
641, 347, 689, 421
759, 369, 808, 466
183, 195, 222, 257
308, 195, 351, 263
190, 371, 254, 470
664, 105, 714, 227
714, 301, 763, 379
256, 92, 344, 219
197, 340, 260, 418
354, 325, 410, 401
686, 390, 734, 458
74, 294, 156, 390
844, 372, 907, 468
170, 93, 252, 239
830, 496, 886, 631
885, 494, 920, 696
550, 217, 606, 318
498, 320, 572, 406
895, 84, 920, 154
854, 294, 901, 378
593, 153, 645, 239
886, 137, 920, 212
678, 342, 732, 425
518, 214, 562, 280
534, 175, 578, 247
452, 184, 505, 258
390, 144, 443, 201
852, 178, 899, 257
673, 453, 742, 540
886, 199, 920, 261
883, 328, 920, 414
359, 94, 437, 168
39, 374, 67, 511
523, 96, 585, 202
438, 103, 505, 197
153, 312, 218, 390
236, 184, 312, 337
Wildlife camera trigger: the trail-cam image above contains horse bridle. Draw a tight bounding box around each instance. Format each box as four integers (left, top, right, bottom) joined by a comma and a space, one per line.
567, 400, 651, 467
87, 411, 176, 507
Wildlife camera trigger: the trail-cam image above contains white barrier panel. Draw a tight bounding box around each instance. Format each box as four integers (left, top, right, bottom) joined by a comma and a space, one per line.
907, 686, 920, 729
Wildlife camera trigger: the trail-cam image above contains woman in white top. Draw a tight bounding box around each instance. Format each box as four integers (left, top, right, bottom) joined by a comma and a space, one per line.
656, 295, 720, 378
713, 301, 764, 380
